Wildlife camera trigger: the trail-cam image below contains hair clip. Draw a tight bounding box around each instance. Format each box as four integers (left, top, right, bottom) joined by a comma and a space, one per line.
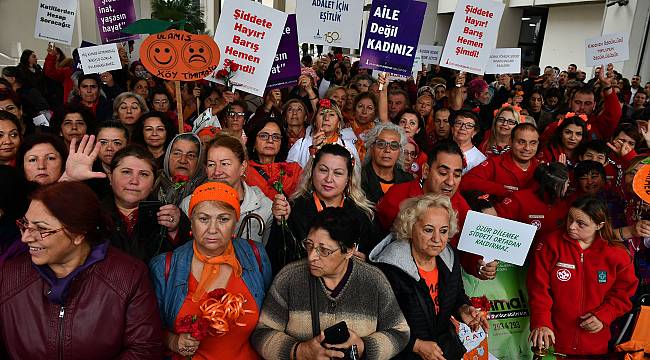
319, 98, 332, 109
564, 112, 588, 122
493, 103, 522, 117
478, 194, 490, 201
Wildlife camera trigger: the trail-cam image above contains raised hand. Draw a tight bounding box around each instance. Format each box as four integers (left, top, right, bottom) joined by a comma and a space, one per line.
59, 135, 106, 182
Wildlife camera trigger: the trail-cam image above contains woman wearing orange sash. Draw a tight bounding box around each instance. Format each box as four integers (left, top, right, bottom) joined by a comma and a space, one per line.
150, 182, 272, 360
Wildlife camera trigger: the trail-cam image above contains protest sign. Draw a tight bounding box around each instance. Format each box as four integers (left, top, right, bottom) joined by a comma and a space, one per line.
360, 0, 427, 77
457, 211, 536, 266
585, 32, 629, 66
78, 43, 122, 74
209, 0, 288, 96
419, 45, 443, 65
93, 0, 139, 44
463, 263, 533, 360
73, 41, 98, 72
411, 45, 443, 78
140, 30, 220, 81
297, 0, 364, 49
485, 48, 521, 74
439, 0, 504, 75
34, 0, 77, 45
266, 14, 301, 90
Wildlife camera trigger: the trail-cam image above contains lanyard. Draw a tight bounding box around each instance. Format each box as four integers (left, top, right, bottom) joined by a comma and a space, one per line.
313, 192, 344, 212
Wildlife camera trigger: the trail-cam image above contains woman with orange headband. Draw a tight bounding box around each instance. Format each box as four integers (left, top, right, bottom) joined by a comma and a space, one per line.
150, 182, 272, 360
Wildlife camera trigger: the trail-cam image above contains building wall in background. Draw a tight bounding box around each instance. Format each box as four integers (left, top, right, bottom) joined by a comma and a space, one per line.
538, 3, 602, 72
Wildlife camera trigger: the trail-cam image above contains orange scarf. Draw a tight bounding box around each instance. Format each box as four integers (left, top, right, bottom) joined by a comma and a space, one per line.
325, 133, 339, 144
192, 241, 242, 302
349, 120, 374, 161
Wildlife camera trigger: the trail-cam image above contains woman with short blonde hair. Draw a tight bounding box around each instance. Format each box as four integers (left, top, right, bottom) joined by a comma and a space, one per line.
370, 193, 488, 359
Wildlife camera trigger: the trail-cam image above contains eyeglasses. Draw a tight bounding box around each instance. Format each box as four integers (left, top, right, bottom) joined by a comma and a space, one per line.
301, 239, 340, 257
228, 112, 246, 118
453, 122, 477, 130
153, 100, 169, 105
16, 217, 65, 240
374, 139, 400, 151
496, 117, 517, 126
257, 132, 282, 142
403, 149, 417, 158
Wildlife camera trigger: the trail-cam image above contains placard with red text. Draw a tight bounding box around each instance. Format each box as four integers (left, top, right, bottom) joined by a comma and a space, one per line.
439, 0, 504, 75
207, 0, 287, 96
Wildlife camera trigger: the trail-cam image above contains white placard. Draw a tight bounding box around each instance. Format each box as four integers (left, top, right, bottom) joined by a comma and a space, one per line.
457, 211, 537, 266
33, 114, 49, 127
485, 48, 521, 74
34, 0, 77, 45
78, 44, 122, 74
585, 32, 629, 66
208, 0, 288, 96
419, 45, 443, 65
411, 45, 442, 78
439, 0, 504, 75
297, 0, 364, 49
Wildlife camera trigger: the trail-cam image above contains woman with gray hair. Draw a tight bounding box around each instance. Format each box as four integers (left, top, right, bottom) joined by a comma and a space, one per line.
361, 122, 413, 204
113, 92, 149, 136
370, 194, 489, 359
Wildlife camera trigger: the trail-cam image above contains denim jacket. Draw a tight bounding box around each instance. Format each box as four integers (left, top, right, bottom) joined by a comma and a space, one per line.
149, 238, 272, 330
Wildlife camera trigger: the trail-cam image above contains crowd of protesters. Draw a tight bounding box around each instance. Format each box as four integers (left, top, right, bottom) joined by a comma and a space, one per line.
0, 42, 648, 360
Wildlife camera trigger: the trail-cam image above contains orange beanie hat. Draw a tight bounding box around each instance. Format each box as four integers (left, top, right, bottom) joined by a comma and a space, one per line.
188, 182, 240, 219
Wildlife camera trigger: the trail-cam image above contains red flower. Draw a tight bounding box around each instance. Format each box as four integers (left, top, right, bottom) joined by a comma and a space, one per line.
229, 62, 239, 72
190, 318, 211, 340
174, 314, 211, 341
319, 98, 331, 109
470, 295, 491, 311
207, 288, 227, 300
175, 315, 196, 333
216, 69, 229, 78
172, 174, 190, 183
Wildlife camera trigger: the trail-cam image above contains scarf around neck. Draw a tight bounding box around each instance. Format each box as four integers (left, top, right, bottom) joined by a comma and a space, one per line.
34, 241, 109, 305
192, 240, 242, 302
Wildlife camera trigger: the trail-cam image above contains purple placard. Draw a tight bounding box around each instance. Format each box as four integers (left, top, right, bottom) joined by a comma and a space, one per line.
94, 0, 140, 44
360, 0, 427, 76
266, 14, 301, 90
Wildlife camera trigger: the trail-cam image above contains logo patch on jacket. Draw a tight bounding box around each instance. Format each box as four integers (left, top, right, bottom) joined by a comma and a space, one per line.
556, 268, 571, 282
597, 270, 607, 283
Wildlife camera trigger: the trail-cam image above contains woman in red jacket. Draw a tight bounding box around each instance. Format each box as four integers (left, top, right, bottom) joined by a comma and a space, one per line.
538, 115, 588, 167
527, 196, 637, 357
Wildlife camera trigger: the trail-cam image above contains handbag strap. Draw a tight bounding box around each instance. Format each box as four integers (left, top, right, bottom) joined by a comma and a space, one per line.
308, 275, 320, 337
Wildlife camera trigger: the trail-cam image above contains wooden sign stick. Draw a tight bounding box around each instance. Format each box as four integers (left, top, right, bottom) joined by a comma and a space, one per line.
175, 80, 184, 133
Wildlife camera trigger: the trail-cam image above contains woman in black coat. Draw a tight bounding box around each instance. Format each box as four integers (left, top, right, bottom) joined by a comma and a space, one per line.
266, 143, 381, 274
369, 193, 489, 359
